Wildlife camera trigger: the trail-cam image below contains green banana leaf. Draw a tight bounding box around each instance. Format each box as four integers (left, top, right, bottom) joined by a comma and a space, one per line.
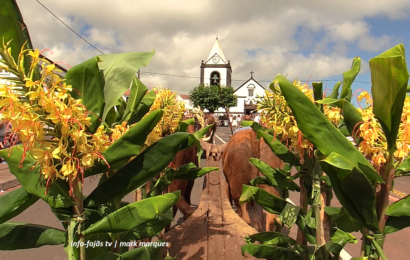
120, 213, 173, 241
334, 99, 363, 144
114, 98, 126, 122
149, 163, 217, 197
84, 109, 163, 178
370, 44, 409, 150
83, 191, 179, 235
240, 184, 317, 243
321, 152, 378, 231
178, 118, 195, 132
312, 82, 323, 112
395, 155, 410, 177
384, 215, 410, 234
385, 195, 410, 217
84, 132, 191, 207
0, 0, 37, 77
256, 131, 301, 166
129, 90, 156, 124
279, 203, 301, 228
383, 195, 410, 234
273, 74, 382, 183
325, 206, 360, 232
82, 233, 113, 260
249, 158, 299, 191
95, 253, 119, 260
105, 106, 117, 127
241, 244, 304, 260
324, 228, 357, 256
122, 76, 148, 122
241, 184, 318, 243
0, 222, 65, 250
65, 56, 105, 134
0, 146, 73, 208
0, 187, 39, 223
318, 98, 364, 144
340, 57, 361, 99
328, 81, 341, 99
240, 185, 287, 214
98, 51, 155, 122
245, 231, 298, 245
176, 166, 218, 181
120, 245, 163, 260
96, 244, 163, 260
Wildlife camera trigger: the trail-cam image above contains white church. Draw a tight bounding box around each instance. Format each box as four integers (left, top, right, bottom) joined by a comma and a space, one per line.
200, 37, 266, 116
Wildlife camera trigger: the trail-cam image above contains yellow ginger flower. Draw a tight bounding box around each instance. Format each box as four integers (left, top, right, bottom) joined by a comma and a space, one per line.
144, 87, 185, 146
0, 42, 132, 184
356, 91, 410, 169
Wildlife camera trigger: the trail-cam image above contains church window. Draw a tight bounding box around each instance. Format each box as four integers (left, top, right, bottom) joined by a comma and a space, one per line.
247, 84, 255, 97
210, 71, 220, 86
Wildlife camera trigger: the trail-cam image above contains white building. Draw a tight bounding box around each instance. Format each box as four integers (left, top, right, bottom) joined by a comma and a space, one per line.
201, 38, 265, 116
226, 74, 266, 115
176, 94, 194, 110
200, 37, 232, 87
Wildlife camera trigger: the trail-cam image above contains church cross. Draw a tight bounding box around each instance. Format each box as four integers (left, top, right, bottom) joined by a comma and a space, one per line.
250, 71, 254, 78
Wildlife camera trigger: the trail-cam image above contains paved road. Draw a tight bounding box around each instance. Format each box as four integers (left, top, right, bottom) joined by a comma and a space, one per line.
1, 125, 410, 259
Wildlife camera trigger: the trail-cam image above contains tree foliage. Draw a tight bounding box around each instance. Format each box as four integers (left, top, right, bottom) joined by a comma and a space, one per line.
189, 84, 237, 112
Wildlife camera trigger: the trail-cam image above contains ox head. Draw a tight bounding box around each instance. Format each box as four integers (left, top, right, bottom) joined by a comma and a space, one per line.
201, 115, 217, 143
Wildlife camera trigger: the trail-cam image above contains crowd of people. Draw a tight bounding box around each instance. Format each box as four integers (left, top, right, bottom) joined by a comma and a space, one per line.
200, 110, 260, 131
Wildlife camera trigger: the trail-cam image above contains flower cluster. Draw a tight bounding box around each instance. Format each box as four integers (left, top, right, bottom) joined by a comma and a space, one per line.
356, 91, 410, 168
144, 87, 185, 146
0, 42, 128, 182
258, 80, 341, 156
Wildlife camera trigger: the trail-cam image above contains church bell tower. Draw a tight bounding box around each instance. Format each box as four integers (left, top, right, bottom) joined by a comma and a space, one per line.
200, 37, 232, 86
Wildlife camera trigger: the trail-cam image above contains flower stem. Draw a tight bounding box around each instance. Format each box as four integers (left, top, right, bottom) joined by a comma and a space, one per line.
71, 178, 86, 260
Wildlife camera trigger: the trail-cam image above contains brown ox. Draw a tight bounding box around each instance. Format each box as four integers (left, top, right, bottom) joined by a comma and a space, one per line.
168, 124, 198, 220
222, 127, 284, 232
169, 115, 217, 220
201, 115, 217, 144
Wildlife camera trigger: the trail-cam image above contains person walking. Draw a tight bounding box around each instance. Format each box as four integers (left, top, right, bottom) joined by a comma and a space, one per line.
236, 114, 242, 129
232, 115, 237, 131
254, 113, 260, 124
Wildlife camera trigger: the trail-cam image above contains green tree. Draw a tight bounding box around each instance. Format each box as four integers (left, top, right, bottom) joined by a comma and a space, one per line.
189, 84, 237, 112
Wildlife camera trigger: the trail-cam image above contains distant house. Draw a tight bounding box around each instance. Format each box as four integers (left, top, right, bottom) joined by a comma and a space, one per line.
177, 94, 194, 110
215, 74, 265, 115
123, 89, 131, 102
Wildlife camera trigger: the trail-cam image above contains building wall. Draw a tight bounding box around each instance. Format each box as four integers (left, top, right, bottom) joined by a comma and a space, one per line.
216, 79, 266, 115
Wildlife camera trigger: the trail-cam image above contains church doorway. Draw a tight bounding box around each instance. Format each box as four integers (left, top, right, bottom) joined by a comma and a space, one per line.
244, 104, 257, 115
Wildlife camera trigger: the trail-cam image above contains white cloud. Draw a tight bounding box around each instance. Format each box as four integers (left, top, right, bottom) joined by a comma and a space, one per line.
14, 0, 410, 94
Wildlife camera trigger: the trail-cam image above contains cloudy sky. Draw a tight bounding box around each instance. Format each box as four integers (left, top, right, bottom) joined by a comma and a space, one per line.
17, 0, 410, 101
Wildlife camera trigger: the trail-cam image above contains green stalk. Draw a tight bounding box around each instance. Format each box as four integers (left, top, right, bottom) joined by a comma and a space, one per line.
296, 173, 308, 245
72, 178, 86, 260
377, 150, 395, 232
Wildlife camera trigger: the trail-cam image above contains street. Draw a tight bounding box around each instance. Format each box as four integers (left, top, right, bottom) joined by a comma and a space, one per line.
1, 125, 409, 260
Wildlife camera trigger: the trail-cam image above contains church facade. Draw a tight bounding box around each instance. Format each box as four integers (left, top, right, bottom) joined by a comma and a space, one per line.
200, 38, 266, 116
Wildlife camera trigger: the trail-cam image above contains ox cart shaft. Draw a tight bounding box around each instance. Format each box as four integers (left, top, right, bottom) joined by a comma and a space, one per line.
164, 142, 259, 260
